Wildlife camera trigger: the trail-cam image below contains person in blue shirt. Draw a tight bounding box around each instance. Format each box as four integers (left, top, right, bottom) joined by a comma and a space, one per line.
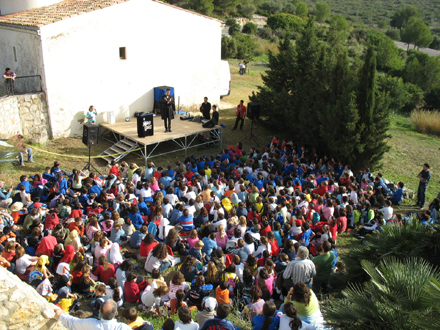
0, 181, 13, 208
78, 188, 89, 209
15, 175, 32, 193
177, 209, 194, 232
300, 222, 315, 247
207, 156, 216, 168
159, 171, 173, 189
252, 301, 282, 330
218, 149, 230, 162
137, 197, 151, 216
201, 233, 218, 257
88, 183, 102, 196
128, 205, 144, 230
169, 203, 184, 225
390, 182, 404, 205
130, 225, 147, 248
56, 173, 68, 195
200, 303, 238, 330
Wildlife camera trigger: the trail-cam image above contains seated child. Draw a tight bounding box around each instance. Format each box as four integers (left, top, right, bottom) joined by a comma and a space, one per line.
174, 306, 199, 330
215, 281, 230, 305
90, 283, 110, 318
121, 307, 153, 330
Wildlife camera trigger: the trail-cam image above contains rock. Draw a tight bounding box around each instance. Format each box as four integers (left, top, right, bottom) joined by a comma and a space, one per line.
21, 102, 31, 107
32, 98, 41, 104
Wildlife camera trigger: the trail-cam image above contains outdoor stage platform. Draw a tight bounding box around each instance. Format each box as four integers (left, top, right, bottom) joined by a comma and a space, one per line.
98, 114, 222, 164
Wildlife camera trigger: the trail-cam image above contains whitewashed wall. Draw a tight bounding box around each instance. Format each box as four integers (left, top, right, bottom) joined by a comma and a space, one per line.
0, 0, 61, 15
39, 0, 222, 137
0, 28, 44, 83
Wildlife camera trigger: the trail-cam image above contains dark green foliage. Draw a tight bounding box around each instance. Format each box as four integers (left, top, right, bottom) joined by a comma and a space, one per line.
266, 13, 306, 31
314, 2, 331, 23
390, 5, 421, 30
385, 28, 400, 41
185, 0, 214, 15
344, 221, 440, 283
228, 23, 241, 36
259, 1, 282, 15
225, 18, 236, 26
221, 36, 237, 59
240, 4, 256, 18
242, 22, 258, 34
234, 33, 258, 60
328, 14, 348, 46
401, 17, 434, 50
251, 20, 391, 170
424, 87, 440, 110
378, 19, 388, 29
429, 35, 440, 50
295, 1, 308, 17
327, 257, 440, 330
366, 30, 401, 70
213, 0, 238, 14
282, 3, 296, 14
378, 76, 424, 113
401, 51, 440, 92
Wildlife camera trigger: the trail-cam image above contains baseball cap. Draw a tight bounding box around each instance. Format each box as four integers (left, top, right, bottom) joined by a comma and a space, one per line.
203, 297, 217, 311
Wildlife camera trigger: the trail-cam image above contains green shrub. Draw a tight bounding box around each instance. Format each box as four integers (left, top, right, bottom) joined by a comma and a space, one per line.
242, 22, 257, 34
225, 18, 236, 26
240, 4, 256, 18
266, 13, 306, 31
378, 76, 423, 113
385, 28, 400, 40
221, 36, 237, 59
228, 23, 241, 36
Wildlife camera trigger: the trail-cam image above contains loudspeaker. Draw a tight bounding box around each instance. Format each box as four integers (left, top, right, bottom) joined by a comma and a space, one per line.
247, 102, 260, 120
83, 124, 99, 146
137, 113, 154, 138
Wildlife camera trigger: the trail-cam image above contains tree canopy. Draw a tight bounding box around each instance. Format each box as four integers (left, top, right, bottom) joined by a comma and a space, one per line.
314, 2, 331, 23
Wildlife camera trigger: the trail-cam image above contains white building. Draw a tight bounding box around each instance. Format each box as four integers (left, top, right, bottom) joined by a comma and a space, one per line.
0, 0, 222, 138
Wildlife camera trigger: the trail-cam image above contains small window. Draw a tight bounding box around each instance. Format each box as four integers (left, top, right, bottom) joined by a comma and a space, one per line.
119, 47, 126, 60
13, 47, 17, 62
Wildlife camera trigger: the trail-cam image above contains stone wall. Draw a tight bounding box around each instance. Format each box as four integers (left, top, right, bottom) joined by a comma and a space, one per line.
0, 267, 66, 330
0, 93, 51, 144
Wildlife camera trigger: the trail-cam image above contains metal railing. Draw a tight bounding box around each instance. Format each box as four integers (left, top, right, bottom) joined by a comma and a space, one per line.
0, 75, 42, 97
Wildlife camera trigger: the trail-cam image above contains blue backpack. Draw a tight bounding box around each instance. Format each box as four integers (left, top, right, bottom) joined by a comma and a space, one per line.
275, 212, 285, 227
147, 222, 158, 237
312, 212, 321, 224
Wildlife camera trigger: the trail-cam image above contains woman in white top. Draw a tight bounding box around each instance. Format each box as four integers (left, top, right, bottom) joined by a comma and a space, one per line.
132, 168, 142, 186
253, 236, 271, 257
144, 243, 171, 273
280, 302, 316, 330
71, 169, 84, 191
140, 182, 153, 199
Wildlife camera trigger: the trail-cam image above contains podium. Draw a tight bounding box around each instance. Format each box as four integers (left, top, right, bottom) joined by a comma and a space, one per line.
137, 113, 154, 137
153, 86, 174, 114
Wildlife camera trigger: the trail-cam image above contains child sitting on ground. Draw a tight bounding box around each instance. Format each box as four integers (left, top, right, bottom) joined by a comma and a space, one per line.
170, 289, 187, 315
215, 281, 231, 305
91, 283, 110, 318
121, 307, 153, 330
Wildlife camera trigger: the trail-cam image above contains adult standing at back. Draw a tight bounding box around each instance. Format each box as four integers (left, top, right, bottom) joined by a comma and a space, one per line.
56, 299, 131, 330
200, 97, 211, 120
3, 68, 16, 96
416, 163, 431, 209
162, 88, 175, 133
232, 100, 246, 131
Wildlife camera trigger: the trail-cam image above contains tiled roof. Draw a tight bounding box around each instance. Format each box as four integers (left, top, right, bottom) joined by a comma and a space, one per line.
0, 0, 222, 28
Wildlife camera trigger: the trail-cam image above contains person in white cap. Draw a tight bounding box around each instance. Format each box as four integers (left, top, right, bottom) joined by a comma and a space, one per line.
196, 297, 217, 327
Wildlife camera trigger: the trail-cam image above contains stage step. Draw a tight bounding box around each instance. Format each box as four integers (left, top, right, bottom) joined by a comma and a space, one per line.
98, 138, 140, 164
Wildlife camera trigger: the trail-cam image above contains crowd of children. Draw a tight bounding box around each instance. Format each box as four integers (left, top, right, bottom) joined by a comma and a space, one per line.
0, 136, 439, 330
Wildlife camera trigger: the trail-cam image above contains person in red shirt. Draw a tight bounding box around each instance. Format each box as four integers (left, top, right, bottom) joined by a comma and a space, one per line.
93, 255, 116, 285
337, 208, 348, 233
36, 234, 58, 257
139, 233, 159, 259
267, 231, 280, 257
44, 211, 60, 231
124, 273, 140, 303
66, 217, 85, 237
312, 181, 328, 196
257, 250, 271, 267
109, 160, 120, 177
260, 220, 272, 237
232, 100, 246, 130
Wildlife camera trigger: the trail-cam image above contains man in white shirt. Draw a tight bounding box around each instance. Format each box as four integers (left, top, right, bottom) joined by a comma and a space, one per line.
56, 299, 131, 330
379, 200, 393, 221
283, 246, 316, 285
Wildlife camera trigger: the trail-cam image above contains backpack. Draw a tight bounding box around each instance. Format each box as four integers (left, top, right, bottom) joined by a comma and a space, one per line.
275, 212, 284, 227
28, 270, 44, 287
147, 222, 158, 237
312, 212, 321, 224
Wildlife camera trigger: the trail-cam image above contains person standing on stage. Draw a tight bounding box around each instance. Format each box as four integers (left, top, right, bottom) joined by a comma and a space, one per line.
86, 106, 98, 124
161, 89, 175, 132
232, 100, 246, 130
200, 97, 211, 120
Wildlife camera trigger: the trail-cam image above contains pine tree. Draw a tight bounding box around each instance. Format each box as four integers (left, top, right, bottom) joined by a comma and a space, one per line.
352, 46, 390, 170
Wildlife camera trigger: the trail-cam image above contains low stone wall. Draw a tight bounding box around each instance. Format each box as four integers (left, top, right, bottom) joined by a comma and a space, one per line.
0, 93, 51, 144
0, 267, 66, 330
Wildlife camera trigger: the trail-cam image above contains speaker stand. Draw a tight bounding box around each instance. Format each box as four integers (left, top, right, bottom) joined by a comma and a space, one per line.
82, 145, 101, 174
240, 118, 259, 146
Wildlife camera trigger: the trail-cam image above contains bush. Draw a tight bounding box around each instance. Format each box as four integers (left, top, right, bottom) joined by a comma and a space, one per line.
225, 18, 236, 26
242, 22, 257, 34
424, 87, 440, 110
429, 35, 440, 50
259, 1, 282, 15
233, 33, 258, 59
221, 36, 237, 59
411, 110, 440, 136
240, 4, 256, 18
327, 257, 440, 330
228, 23, 241, 36
385, 28, 400, 41
378, 76, 424, 113
266, 13, 306, 31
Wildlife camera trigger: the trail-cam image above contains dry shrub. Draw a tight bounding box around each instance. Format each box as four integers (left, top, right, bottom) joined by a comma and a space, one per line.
411, 109, 440, 136
256, 38, 279, 55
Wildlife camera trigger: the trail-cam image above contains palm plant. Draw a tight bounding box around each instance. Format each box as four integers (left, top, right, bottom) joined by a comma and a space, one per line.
345, 221, 440, 283
326, 257, 440, 330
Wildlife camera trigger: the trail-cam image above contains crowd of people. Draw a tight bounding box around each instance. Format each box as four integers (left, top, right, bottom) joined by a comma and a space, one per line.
0, 136, 438, 330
